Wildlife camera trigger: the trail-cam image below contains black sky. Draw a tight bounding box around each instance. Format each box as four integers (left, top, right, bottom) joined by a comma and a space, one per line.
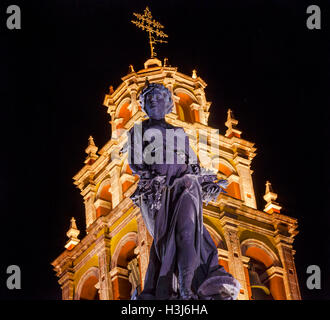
0, 0, 329, 300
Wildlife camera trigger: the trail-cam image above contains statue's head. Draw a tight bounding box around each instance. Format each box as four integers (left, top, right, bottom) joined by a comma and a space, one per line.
139, 82, 173, 120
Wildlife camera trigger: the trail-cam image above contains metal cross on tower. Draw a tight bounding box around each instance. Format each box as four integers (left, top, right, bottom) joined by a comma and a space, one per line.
131, 7, 168, 58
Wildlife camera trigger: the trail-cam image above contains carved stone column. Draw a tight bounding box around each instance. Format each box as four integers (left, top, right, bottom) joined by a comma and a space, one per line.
261, 266, 286, 300
274, 235, 301, 300
193, 87, 208, 125
58, 269, 74, 300
96, 232, 113, 300
220, 217, 249, 300
128, 257, 141, 296
110, 267, 130, 300
128, 83, 139, 115
109, 165, 123, 208
82, 188, 96, 230
136, 212, 152, 290
233, 155, 257, 209
241, 255, 252, 299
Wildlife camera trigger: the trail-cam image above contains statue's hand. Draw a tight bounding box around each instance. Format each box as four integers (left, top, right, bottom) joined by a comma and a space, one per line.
202, 183, 219, 194
201, 182, 220, 205
201, 179, 228, 205
216, 179, 229, 191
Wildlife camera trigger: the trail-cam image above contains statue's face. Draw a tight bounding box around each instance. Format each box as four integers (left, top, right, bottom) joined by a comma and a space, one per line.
144, 89, 167, 120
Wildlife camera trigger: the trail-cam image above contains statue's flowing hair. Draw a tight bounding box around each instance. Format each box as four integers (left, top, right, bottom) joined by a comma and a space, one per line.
138, 82, 174, 115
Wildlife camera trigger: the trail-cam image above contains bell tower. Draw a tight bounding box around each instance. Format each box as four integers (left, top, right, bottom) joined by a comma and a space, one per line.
51, 7, 300, 300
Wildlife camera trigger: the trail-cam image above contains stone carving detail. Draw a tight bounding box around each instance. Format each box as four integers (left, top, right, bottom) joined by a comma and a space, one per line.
128, 258, 141, 298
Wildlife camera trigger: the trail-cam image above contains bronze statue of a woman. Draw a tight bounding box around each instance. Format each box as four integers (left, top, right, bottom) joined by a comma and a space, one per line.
126, 82, 240, 300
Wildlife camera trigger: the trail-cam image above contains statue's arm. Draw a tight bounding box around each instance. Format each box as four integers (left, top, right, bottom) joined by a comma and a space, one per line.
179, 129, 229, 202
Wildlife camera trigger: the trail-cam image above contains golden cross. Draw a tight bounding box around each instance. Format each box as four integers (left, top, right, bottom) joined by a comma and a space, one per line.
131, 7, 168, 58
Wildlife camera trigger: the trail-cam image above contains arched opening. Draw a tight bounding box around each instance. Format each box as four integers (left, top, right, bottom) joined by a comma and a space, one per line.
121, 163, 138, 195
75, 268, 101, 300
241, 240, 286, 300
79, 275, 100, 300
218, 163, 232, 176
95, 180, 112, 218
205, 225, 226, 250
176, 92, 195, 123
111, 233, 140, 300
248, 257, 273, 300
116, 100, 132, 130
212, 158, 241, 200
117, 241, 136, 268
204, 224, 229, 272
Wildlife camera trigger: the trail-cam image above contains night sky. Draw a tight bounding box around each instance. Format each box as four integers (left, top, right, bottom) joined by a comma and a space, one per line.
0, 0, 328, 300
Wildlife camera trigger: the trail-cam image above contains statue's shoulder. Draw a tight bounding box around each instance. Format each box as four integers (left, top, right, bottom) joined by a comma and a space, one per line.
128, 120, 146, 133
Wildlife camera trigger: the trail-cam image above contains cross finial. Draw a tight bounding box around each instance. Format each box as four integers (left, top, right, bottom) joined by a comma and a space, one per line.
131, 6, 168, 58
225, 108, 242, 138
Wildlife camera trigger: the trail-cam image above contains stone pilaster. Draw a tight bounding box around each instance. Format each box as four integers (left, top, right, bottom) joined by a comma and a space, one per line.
241, 255, 252, 299
96, 232, 113, 300
136, 213, 152, 290
261, 266, 286, 300
128, 84, 139, 115
109, 165, 123, 209
110, 267, 130, 300
220, 218, 249, 300
193, 87, 208, 125
233, 155, 257, 209
58, 269, 74, 300
83, 190, 96, 230
274, 235, 301, 300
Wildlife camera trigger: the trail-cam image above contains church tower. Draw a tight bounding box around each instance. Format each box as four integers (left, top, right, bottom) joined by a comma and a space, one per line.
51, 8, 300, 301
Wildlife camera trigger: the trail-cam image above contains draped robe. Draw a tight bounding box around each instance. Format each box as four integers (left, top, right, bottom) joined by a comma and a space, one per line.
127, 119, 240, 300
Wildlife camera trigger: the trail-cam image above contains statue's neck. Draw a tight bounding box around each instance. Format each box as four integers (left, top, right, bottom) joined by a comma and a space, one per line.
148, 118, 166, 125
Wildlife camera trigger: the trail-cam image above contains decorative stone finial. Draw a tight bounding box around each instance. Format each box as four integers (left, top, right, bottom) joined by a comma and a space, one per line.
84, 136, 98, 164
225, 109, 242, 138
265, 181, 273, 194
65, 217, 80, 250
129, 64, 135, 73
263, 181, 282, 214
192, 69, 197, 79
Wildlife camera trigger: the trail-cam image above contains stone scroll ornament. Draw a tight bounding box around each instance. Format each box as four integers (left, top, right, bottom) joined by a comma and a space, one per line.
124, 82, 241, 300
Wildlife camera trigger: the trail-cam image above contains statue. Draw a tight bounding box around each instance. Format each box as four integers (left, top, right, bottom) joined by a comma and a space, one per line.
126, 82, 240, 300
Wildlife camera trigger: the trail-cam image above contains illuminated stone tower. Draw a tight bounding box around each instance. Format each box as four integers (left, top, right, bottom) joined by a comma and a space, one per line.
51, 56, 301, 300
